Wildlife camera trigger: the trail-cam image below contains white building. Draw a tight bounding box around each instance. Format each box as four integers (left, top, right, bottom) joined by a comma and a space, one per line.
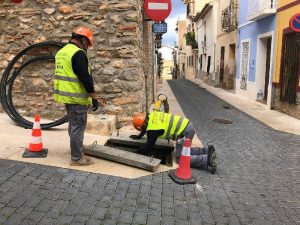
194, 1, 219, 85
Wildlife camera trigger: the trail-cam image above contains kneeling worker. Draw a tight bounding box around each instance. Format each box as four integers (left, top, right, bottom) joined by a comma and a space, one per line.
130, 111, 217, 174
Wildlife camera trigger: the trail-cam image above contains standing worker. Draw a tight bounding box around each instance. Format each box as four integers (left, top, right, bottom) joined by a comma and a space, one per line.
54, 26, 99, 166
130, 111, 217, 173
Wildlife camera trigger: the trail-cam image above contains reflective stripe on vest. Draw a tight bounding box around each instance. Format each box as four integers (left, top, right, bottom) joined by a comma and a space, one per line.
165, 115, 174, 141
53, 90, 90, 99
55, 75, 79, 83
54, 44, 92, 105
146, 111, 189, 141
172, 117, 184, 140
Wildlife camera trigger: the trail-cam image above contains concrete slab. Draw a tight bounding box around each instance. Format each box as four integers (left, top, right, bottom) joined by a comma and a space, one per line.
0, 113, 177, 179
83, 144, 161, 172
0, 81, 182, 179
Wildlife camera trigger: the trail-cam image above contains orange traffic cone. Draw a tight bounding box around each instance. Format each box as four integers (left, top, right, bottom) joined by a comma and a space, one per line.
22, 114, 48, 158
169, 138, 196, 184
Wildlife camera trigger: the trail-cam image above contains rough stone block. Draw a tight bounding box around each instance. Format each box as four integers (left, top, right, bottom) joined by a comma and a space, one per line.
86, 114, 116, 136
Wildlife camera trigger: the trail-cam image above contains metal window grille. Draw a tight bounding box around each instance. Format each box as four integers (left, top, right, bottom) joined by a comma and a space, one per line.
240, 42, 249, 90
221, 0, 238, 32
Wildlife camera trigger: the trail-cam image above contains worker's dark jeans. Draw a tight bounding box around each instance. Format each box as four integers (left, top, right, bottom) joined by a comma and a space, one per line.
175, 122, 208, 168
66, 104, 88, 161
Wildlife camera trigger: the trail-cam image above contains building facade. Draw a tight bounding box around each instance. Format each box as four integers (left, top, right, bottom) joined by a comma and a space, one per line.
181, 0, 212, 80
272, 0, 300, 119
194, 1, 219, 86
0, 1, 157, 126
236, 0, 277, 108
161, 60, 173, 80
176, 20, 187, 79
216, 0, 238, 90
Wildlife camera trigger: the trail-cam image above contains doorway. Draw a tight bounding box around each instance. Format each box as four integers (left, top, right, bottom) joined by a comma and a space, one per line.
229, 44, 236, 90
220, 46, 225, 83
280, 32, 300, 104
207, 56, 211, 75
256, 35, 273, 104
264, 38, 272, 102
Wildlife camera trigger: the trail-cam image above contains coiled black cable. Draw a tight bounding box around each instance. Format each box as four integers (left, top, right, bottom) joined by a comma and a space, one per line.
0, 42, 68, 129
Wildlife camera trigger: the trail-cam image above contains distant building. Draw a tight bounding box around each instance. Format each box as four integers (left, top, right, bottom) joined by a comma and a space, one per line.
161, 60, 174, 80
194, 1, 219, 85
176, 20, 187, 79
182, 0, 212, 80
272, 0, 300, 119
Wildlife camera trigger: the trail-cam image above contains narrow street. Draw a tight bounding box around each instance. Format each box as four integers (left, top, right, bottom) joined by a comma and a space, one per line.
168, 79, 300, 224
0, 80, 299, 225
0, 0, 299, 225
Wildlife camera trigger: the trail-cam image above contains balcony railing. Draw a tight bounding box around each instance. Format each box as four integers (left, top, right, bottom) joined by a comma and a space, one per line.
221, 0, 238, 32
187, 1, 195, 19
248, 0, 276, 21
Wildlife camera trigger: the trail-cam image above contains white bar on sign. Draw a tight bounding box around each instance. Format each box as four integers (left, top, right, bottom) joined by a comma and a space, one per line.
148, 2, 168, 10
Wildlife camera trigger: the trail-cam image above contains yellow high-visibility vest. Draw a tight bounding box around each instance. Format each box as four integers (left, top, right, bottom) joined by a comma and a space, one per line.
147, 111, 189, 140
54, 43, 92, 105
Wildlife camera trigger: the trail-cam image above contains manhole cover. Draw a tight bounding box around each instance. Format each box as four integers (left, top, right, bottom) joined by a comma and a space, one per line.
213, 118, 233, 124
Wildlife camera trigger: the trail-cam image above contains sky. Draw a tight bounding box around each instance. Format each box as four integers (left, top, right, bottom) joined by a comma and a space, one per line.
160, 0, 186, 60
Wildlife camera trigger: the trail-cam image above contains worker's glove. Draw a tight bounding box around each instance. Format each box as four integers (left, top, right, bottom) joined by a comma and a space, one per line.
129, 135, 141, 139
92, 98, 99, 111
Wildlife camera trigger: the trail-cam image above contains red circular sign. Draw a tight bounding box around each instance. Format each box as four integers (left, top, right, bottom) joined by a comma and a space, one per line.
290, 13, 300, 32
144, 0, 172, 22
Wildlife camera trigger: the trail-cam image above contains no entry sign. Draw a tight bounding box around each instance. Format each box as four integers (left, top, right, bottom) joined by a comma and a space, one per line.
144, 0, 172, 22
290, 13, 300, 32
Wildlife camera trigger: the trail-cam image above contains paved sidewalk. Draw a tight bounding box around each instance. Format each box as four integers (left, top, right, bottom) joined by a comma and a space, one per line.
0, 81, 179, 178
0, 79, 202, 178
191, 78, 300, 136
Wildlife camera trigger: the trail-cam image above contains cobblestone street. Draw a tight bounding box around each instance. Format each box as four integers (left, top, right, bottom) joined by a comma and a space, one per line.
0, 80, 299, 225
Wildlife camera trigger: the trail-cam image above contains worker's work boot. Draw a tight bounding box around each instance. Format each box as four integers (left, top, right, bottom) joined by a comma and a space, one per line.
207, 145, 217, 174
70, 155, 95, 166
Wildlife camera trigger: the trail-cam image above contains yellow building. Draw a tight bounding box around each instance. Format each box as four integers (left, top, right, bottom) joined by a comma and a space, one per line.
216, 0, 238, 90
273, 0, 300, 119
176, 20, 187, 79
161, 60, 174, 80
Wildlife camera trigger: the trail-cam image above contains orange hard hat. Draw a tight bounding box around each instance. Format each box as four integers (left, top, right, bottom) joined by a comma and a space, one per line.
133, 113, 145, 131
73, 26, 93, 47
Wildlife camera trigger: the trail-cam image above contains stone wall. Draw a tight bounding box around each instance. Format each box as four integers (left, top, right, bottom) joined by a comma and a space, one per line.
0, 0, 151, 127
143, 19, 155, 110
